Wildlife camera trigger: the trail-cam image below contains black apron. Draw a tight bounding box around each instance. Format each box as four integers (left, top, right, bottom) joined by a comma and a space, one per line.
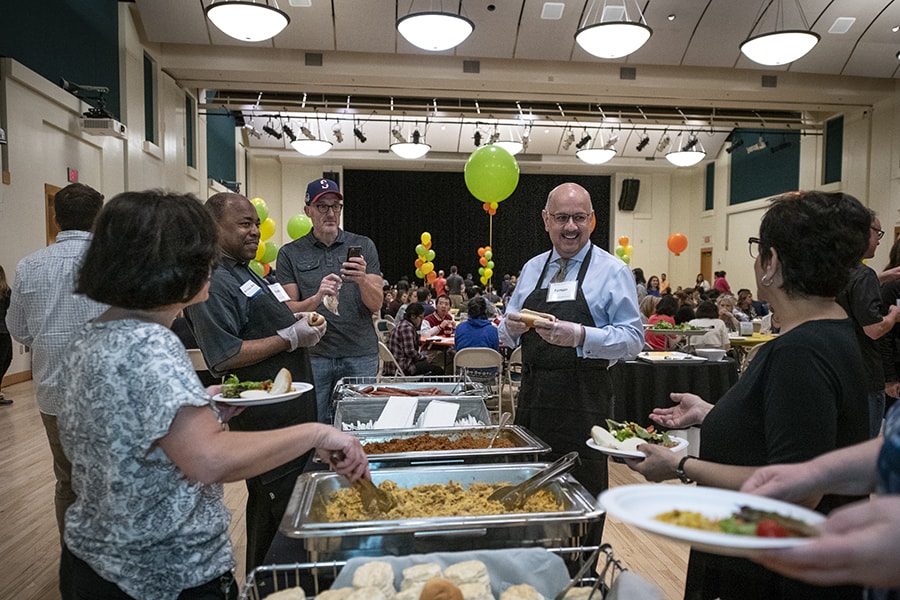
517, 248, 611, 496
222, 262, 319, 571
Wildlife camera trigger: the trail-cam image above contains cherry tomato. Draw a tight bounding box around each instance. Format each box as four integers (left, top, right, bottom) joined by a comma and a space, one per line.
756, 519, 789, 538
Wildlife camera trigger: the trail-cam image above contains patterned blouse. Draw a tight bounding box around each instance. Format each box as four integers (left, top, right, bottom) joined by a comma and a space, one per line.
58, 320, 234, 599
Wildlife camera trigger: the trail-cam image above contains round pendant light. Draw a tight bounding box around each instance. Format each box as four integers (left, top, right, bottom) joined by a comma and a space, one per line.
740, 30, 819, 66
205, 1, 290, 42
576, 148, 617, 165
291, 139, 332, 157
575, 21, 652, 59
390, 142, 431, 159
397, 11, 474, 51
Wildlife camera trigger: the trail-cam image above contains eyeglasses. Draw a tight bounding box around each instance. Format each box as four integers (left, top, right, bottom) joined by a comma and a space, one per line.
314, 203, 343, 214
748, 236, 761, 259
872, 227, 885, 241
546, 211, 591, 225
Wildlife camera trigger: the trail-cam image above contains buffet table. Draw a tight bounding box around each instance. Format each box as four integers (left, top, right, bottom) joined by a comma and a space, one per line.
610, 358, 739, 423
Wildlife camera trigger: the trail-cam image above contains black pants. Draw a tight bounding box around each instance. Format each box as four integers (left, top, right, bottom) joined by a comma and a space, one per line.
60, 545, 237, 600
0, 333, 12, 390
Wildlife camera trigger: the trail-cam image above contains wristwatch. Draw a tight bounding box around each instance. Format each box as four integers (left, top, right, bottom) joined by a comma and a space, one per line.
676, 455, 697, 484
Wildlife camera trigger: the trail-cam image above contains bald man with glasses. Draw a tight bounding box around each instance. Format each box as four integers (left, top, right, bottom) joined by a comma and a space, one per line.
499, 182, 643, 497
277, 179, 383, 424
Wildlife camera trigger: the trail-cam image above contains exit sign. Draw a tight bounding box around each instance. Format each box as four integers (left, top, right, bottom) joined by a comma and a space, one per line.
67, 168, 78, 183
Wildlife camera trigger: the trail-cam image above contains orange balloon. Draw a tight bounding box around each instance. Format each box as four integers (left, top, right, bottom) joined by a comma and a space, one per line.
618, 236, 629, 246
488, 208, 496, 216
415, 258, 424, 269
262, 262, 271, 277
478, 247, 486, 257
479, 257, 488, 267
424, 241, 432, 250
667, 233, 688, 256
483, 203, 490, 211
426, 271, 437, 283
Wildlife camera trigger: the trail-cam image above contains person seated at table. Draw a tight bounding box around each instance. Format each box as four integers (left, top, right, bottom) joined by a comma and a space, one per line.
716, 293, 740, 332
454, 297, 500, 353
674, 304, 695, 325
644, 294, 680, 350
393, 289, 411, 322
385, 302, 443, 376
733, 288, 758, 321
624, 190, 873, 600
689, 300, 731, 351
416, 288, 435, 316
638, 294, 659, 325
420, 294, 454, 337
646, 274, 662, 297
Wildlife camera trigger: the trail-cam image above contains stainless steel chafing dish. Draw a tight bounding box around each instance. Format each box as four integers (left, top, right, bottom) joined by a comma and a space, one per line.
279, 463, 604, 564
331, 375, 489, 402
334, 395, 492, 430
357, 425, 551, 469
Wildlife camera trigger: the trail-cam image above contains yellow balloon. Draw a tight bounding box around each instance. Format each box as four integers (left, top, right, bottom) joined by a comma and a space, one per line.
259, 217, 276, 241
255, 241, 266, 262
421, 262, 434, 275
484, 267, 493, 279
625, 245, 633, 256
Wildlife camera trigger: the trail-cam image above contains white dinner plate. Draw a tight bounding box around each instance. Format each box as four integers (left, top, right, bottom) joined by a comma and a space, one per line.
599, 484, 825, 557
212, 382, 313, 406
637, 351, 707, 363
585, 436, 689, 459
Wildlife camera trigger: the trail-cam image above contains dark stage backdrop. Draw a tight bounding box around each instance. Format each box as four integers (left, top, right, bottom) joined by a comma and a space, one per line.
342, 170, 611, 287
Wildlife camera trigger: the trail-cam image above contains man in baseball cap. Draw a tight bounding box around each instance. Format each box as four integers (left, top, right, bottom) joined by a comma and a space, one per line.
278, 178, 383, 424
305, 178, 343, 205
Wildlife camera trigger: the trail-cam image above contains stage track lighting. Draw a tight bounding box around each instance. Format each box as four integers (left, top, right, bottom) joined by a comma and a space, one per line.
412, 129, 421, 144
682, 135, 698, 151
635, 134, 650, 152
262, 124, 282, 139
282, 124, 296, 142
575, 133, 592, 150
392, 127, 405, 143
656, 135, 670, 153
300, 125, 315, 140
473, 130, 482, 146
746, 135, 767, 153
332, 122, 343, 143
725, 137, 744, 154
353, 127, 367, 143
770, 140, 792, 153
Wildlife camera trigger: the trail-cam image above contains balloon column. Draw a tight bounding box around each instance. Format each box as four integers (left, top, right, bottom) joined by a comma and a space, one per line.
414, 231, 438, 285
667, 233, 688, 256
477, 246, 494, 287
613, 236, 633, 265
464, 146, 520, 215
249, 197, 278, 277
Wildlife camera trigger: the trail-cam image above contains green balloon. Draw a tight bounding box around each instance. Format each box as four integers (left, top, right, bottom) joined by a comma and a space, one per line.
484, 250, 493, 260
416, 244, 426, 256
251, 198, 268, 222
464, 145, 520, 203
261, 241, 278, 263
622, 254, 631, 265
615, 245, 626, 257
426, 249, 436, 262
478, 267, 485, 276
287, 214, 312, 240
249, 260, 264, 277
487, 260, 494, 269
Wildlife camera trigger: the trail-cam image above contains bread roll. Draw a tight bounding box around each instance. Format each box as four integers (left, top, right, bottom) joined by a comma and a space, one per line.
518, 308, 555, 328
346, 586, 387, 600
444, 560, 490, 588
351, 561, 395, 598
419, 578, 464, 600
314, 588, 354, 600
265, 587, 306, 600
269, 367, 293, 395
562, 587, 596, 599
459, 581, 494, 600
308, 312, 326, 327
499, 583, 544, 599
401, 563, 443, 590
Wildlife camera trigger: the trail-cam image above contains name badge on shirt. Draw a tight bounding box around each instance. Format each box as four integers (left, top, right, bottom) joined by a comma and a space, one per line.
547, 280, 577, 302
240, 279, 262, 298
268, 283, 290, 302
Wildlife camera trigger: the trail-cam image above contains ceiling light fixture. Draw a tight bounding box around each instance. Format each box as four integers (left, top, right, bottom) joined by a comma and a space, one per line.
576, 129, 617, 165
666, 131, 706, 167
725, 136, 744, 154
575, 132, 592, 150
473, 130, 482, 146
746, 135, 768, 153
390, 123, 431, 159
281, 123, 296, 142
262, 119, 282, 139
770, 137, 792, 153
492, 125, 526, 155
332, 122, 343, 143
205, 0, 290, 42
353, 125, 367, 143
291, 121, 332, 156
575, 0, 653, 59
656, 134, 670, 153
561, 129, 576, 151
635, 132, 650, 151
740, 0, 819, 66
396, 0, 474, 51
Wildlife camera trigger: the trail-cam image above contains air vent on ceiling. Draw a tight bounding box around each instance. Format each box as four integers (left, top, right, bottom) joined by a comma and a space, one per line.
828, 17, 855, 34
289, 0, 312, 6
620, 67, 636, 80
305, 53, 323, 67
761, 75, 777, 88
541, 2, 565, 20
463, 60, 480, 74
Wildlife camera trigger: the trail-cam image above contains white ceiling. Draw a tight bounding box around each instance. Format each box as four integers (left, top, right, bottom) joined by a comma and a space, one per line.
128, 0, 900, 170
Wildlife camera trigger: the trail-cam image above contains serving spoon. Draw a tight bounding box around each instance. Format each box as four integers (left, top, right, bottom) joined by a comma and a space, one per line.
487, 411, 512, 449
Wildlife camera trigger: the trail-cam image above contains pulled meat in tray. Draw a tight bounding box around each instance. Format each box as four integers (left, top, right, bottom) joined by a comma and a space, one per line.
364, 432, 516, 453
354, 385, 449, 396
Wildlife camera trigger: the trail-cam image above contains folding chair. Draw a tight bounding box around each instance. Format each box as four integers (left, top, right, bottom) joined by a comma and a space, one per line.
453, 347, 504, 420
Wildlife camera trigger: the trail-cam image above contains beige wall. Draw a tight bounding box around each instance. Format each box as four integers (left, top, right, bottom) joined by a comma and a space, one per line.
3, 5, 900, 382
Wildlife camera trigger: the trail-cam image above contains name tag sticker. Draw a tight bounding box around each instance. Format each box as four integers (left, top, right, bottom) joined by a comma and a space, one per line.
547, 281, 577, 302
268, 283, 290, 302
240, 280, 262, 298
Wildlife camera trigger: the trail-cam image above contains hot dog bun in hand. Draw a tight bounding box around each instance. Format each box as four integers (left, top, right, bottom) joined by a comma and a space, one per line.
518, 308, 556, 328
307, 312, 326, 327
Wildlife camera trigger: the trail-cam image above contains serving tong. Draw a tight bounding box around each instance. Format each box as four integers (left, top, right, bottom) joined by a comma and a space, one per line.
487, 451, 579, 510
329, 451, 397, 515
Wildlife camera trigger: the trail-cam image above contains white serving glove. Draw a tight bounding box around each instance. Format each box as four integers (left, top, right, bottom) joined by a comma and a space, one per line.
534, 319, 585, 348
503, 312, 530, 337
277, 314, 327, 351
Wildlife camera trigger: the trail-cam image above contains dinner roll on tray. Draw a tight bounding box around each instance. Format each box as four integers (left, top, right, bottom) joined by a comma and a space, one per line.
420, 578, 465, 600
499, 584, 545, 600
265, 587, 307, 600
351, 561, 395, 598
444, 560, 491, 589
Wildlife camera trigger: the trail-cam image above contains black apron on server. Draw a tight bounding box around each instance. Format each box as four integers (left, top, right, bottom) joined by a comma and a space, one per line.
223, 261, 317, 484
516, 249, 612, 496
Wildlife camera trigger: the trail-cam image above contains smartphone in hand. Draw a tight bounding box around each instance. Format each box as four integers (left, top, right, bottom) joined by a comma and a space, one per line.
346, 246, 362, 261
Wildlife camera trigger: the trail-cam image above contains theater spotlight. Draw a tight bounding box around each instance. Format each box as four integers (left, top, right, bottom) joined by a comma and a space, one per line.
412, 128, 421, 144
262, 121, 282, 139
682, 135, 699, 151
575, 133, 592, 150
473, 130, 482, 146
656, 134, 670, 153
725, 137, 744, 154
635, 133, 650, 152
332, 122, 343, 143
281, 124, 297, 143
561, 130, 576, 150
770, 139, 792, 153
353, 126, 367, 143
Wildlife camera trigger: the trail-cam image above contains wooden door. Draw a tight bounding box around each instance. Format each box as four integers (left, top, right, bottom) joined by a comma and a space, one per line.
44, 183, 62, 245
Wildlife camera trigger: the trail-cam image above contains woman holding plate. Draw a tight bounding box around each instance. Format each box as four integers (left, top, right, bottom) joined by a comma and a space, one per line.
625, 191, 872, 600
57, 191, 369, 600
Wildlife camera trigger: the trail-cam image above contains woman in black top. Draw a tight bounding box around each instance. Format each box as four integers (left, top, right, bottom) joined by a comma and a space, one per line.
626, 191, 873, 600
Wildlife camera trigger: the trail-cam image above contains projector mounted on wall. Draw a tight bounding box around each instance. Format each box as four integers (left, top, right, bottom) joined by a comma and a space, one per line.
81, 117, 127, 139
